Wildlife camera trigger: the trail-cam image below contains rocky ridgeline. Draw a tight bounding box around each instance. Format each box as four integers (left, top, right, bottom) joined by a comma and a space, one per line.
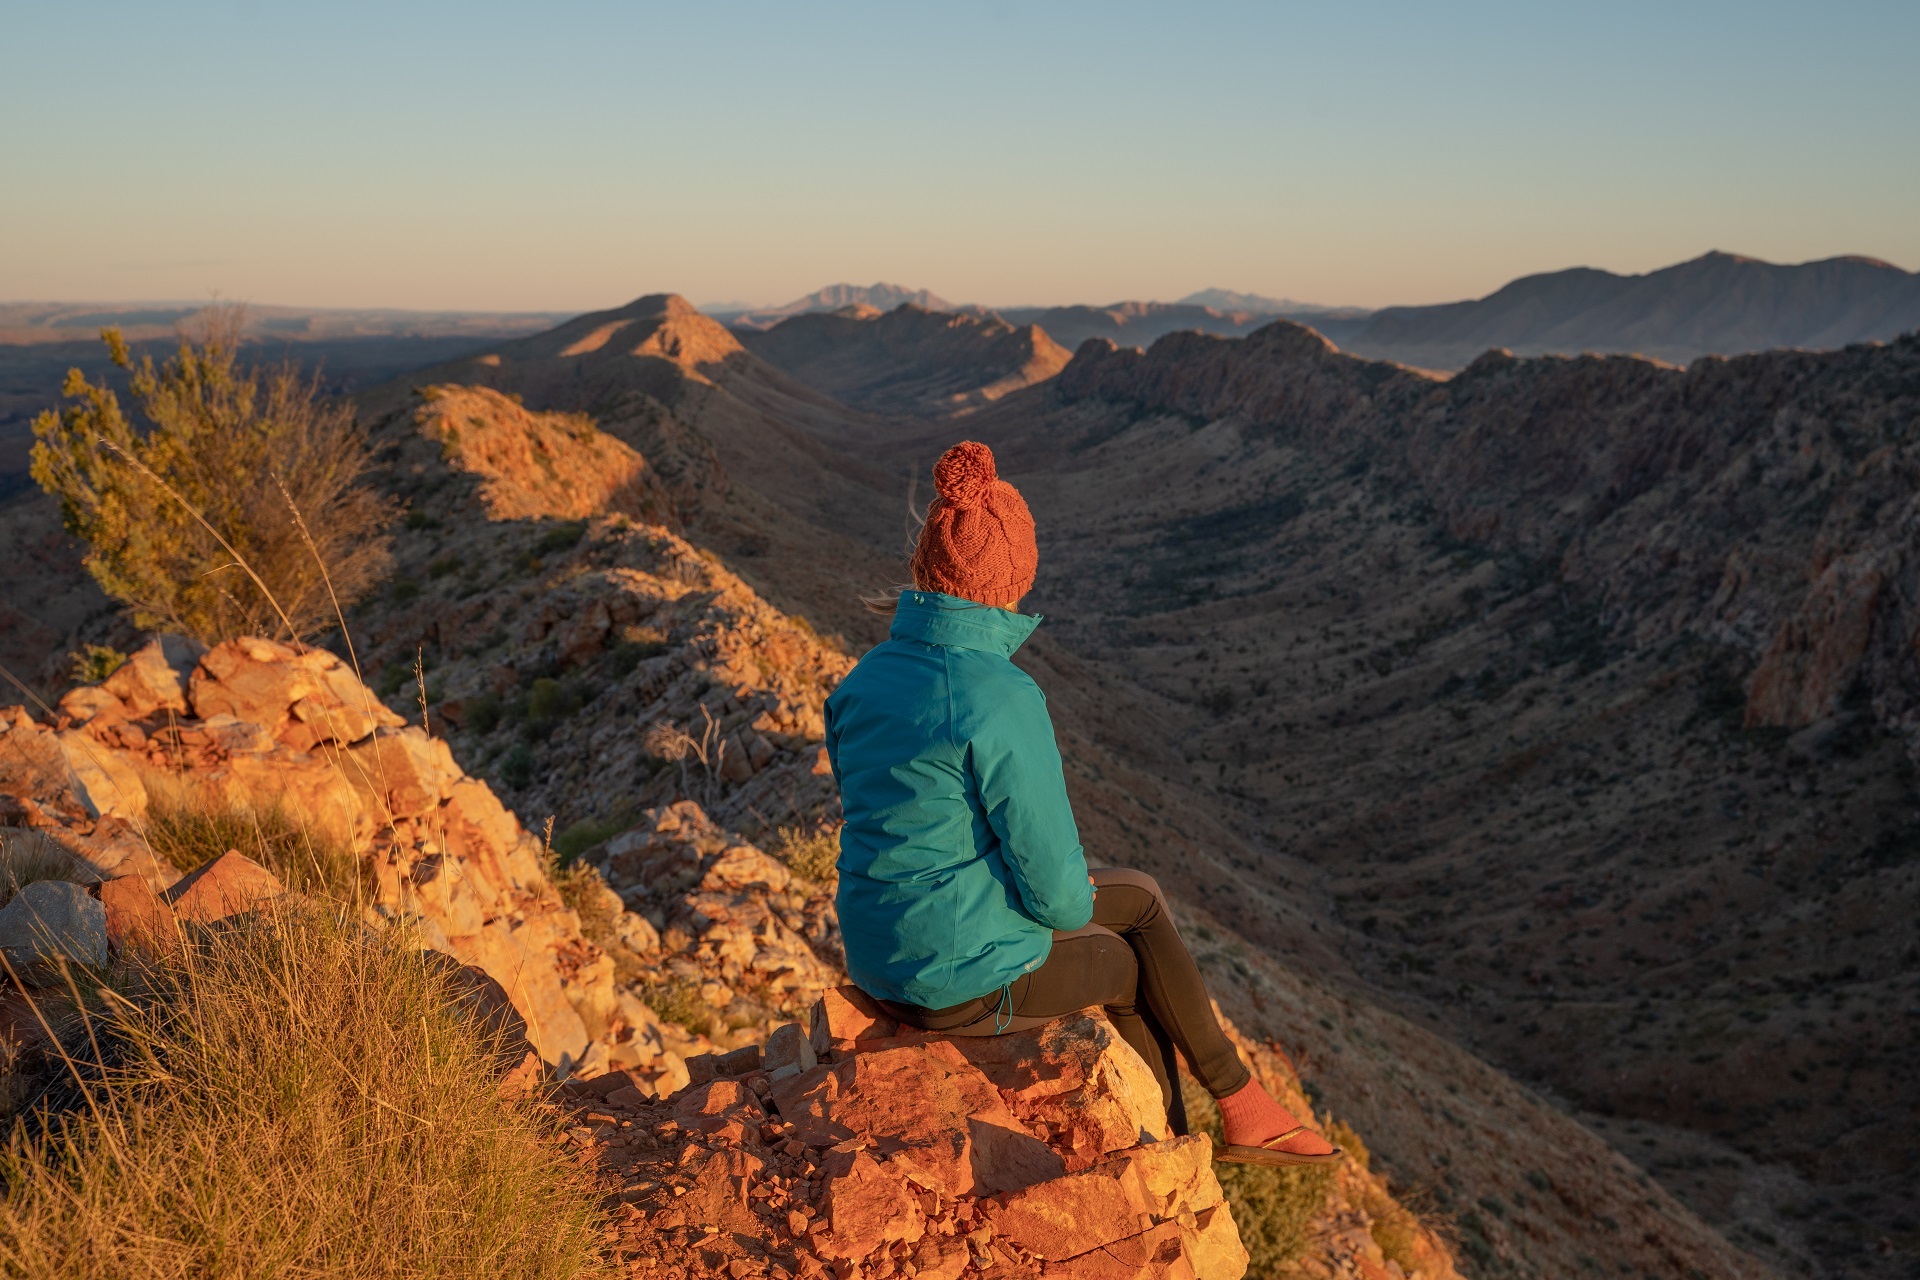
363, 379, 853, 845
1050, 324, 1920, 753
1, 637, 1459, 1278
561, 985, 1455, 1280
0, 634, 848, 1095
736, 304, 1073, 417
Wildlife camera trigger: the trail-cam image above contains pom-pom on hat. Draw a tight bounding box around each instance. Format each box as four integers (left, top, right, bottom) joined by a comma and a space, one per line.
910, 441, 1037, 609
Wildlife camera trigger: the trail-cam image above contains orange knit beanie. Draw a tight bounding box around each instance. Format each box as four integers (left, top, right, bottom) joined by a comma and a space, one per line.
910, 441, 1037, 609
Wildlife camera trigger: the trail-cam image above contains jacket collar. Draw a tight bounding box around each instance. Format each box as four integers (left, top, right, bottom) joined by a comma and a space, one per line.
889, 591, 1041, 657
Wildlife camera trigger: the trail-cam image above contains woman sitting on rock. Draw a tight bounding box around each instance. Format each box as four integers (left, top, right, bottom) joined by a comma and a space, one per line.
823, 440, 1339, 1167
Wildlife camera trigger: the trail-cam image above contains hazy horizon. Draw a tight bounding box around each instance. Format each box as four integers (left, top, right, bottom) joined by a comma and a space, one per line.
3, 1, 1916, 313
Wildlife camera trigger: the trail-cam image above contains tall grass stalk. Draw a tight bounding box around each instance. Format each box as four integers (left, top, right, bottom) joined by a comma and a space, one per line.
0, 902, 607, 1279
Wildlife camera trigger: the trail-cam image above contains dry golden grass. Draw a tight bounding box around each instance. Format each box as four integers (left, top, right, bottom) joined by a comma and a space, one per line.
141, 785, 368, 904
0, 903, 608, 1279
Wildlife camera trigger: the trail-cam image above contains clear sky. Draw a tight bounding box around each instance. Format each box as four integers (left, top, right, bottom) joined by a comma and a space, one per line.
3, 0, 1915, 312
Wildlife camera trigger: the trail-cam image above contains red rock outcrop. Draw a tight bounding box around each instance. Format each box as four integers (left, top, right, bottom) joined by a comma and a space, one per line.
571, 987, 1259, 1280
0, 637, 662, 1078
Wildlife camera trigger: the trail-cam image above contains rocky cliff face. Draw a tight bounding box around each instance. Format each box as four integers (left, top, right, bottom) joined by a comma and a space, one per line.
911, 323, 1920, 1274
0, 630, 1464, 1278
1051, 322, 1920, 751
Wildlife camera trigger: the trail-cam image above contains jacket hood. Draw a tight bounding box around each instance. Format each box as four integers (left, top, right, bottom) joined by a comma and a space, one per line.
888, 591, 1041, 658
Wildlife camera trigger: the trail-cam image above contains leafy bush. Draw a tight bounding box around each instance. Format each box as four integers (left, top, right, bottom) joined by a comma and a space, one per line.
771, 825, 840, 885
29, 316, 395, 643
525, 677, 581, 737
608, 632, 667, 677
466, 691, 503, 735
1183, 1076, 1334, 1273
68, 645, 127, 685
499, 743, 537, 789
534, 521, 588, 556
636, 973, 716, 1039
0, 904, 607, 1278
551, 814, 630, 865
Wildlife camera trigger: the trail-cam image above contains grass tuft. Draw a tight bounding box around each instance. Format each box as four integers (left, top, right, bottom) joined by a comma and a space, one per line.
0, 830, 100, 908
0, 902, 608, 1279
142, 788, 368, 903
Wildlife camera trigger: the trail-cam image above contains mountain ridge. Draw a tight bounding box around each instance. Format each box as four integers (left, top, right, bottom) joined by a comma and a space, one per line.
735, 304, 1072, 416
1342, 250, 1920, 369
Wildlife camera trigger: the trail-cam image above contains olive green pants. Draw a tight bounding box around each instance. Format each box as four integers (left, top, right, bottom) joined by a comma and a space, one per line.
881, 867, 1251, 1136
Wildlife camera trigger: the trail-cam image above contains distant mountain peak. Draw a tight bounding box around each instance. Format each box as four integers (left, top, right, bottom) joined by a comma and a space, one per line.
1178, 287, 1312, 314
786, 282, 953, 313
718, 283, 954, 331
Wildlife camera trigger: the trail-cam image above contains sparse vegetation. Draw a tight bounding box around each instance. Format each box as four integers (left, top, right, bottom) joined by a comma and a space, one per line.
499, 742, 537, 789
1331, 1120, 1437, 1274
143, 787, 367, 902
0, 830, 99, 907
67, 645, 127, 685
551, 813, 631, 865
29, 314, 395, 643
770, 825, 840, 885
534, 520, 589, 556
1182, 1076, 1334, 1273
0, 903, 607, 1279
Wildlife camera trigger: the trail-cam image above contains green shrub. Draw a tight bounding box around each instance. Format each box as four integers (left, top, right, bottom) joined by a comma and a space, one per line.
68, 645, 127, 685
0, 904, 607, 1278
533, 521, 588, 556
29, 316, 394, 643
525, 678, 581, 737
771, 825, 840, 885
499, 743, 536, 789
375, 663, 411, 699
551, 814, 630, 866
636, 973, 715, 1038
608, 633, 667, 677
466, 691, 503, 734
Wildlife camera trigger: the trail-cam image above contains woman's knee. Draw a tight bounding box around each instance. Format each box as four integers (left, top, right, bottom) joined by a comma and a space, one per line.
1091, 866, 1169, 907
1090, 866, 1173, 929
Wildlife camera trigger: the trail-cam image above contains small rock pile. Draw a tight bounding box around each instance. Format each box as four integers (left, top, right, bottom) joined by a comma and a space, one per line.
596, 800, 842, 1023
563, 985, 1251, 1280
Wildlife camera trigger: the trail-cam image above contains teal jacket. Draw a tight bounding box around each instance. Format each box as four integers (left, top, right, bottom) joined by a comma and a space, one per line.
824, 591, 1093, 1009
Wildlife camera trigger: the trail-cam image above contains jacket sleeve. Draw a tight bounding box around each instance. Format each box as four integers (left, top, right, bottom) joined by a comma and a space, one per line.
968, 675, 1094, 932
